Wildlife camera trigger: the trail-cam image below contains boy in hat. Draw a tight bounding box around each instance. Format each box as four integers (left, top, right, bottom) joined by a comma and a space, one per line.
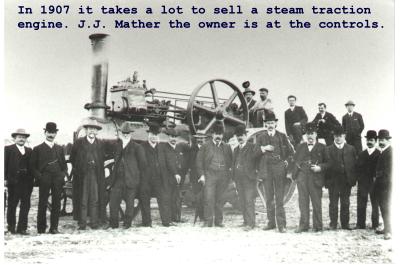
325, 126, 357, 230
70, 118, 113, 230
311, 103, 341, 146
5, 129, 33, 234
292, 123, 329, 232
30, 122, 68, 234
249, 87, 274, 127
342, 100, 364, 153
139, 122, 171, 226
256, 111, 294, 233
375, 129, 392, 239
232, 125, 262, 230
284, 95, 308, 146
196, 123, 232, 227
108, 122, 146, 228
356, 130, 380, 229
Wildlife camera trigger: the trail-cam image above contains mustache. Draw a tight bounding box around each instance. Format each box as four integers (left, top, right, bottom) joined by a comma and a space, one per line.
215, 137, 222, 141
379, 143, 385, 148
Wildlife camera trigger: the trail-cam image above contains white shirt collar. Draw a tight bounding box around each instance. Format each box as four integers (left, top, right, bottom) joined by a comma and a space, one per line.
268, 130, 276, 137
45, 140, 54, 148
197, 144, 202, 149
16, 144, 25, 155
367, 146, 376, 155
86, 136, 95, 144
122, 138, 130, 149
348, 111, 354, 116
334, 142, 344, 149
239, 142, 247, 149
169, 142, 176, 149
290, 106, 295, 111
148, 141, 157, 148
320, 112, 326, 118
213, 140, 222, 147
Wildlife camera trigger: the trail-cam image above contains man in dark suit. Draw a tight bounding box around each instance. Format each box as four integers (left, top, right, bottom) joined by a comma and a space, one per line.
375, 129, 392, 240
285, 95, 308, 146
70, 118, 113, 230
257, 111, 294, 233
30, 122, 68, 234
292, 123, 329, 233
232, 125, 262, 230
356, 130, 380, 230
312, 103, 341, 146
238, 81, 257, 127
342, 100, 364, 154
325, 126, 358, 230
108, 122, 146, 228
4, 129, 33, 235
196, 123, 233, 227
139, 123, 172, 227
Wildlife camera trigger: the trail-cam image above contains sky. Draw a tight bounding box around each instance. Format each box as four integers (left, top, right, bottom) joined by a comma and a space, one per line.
3, 0, 395, 146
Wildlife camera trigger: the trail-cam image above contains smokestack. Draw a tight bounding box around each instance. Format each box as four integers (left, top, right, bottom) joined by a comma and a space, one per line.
86, 33, 109, 120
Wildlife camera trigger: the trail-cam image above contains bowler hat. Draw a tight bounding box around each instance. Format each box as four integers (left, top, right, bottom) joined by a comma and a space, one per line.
118, 122, 134, 133
364, 130, 377, 139
81, 118, 102, 130
11, 128, 30, 138
263, 111, 278, 122
165, 128, 179, 137
211, 123, 225, 134
147, 122, 161, 135
44, 122, 59, 133
234, 125, 247, 136
345, 100, 355, 106
304, 123, 317, 134
259, 87, 269, 93
378, 129, 391, 139
333, 126, 345, 136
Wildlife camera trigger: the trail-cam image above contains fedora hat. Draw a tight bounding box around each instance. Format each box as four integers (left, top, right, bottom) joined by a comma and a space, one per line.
263, 111, 278, 122
11, 128, 30, 138
118, 122, 134, 133
364, 130, 377, 139
378, 129, 391, 139
259, 87, 269, 93
82, 118, 102, 130
211, 123, 225, 134
165, 128, 179, 137
345, 100, 355, 106
304, 123, 317, 134
333, 126, 345, 136
234, 125, 247, 136
147, 122, 161, 135
44, 122, 58, 133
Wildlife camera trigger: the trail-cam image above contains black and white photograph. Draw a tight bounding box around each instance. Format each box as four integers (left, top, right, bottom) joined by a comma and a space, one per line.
2, 0, 397, 264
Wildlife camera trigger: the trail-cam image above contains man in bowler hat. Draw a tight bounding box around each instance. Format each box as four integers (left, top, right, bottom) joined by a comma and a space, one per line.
4, 129, 33, 235
342, 100, 364, 154
374, 129, 392, 240
196, 123, 232, 227
257, 111, 294, 233
30, 122, 68, 234
108, 122, 146, 229
292, 123, 329, 233
325, 126, 357, 230
356, 130, 380, 229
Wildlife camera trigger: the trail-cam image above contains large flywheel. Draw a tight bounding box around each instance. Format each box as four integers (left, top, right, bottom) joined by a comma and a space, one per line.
187, 79, 248, 135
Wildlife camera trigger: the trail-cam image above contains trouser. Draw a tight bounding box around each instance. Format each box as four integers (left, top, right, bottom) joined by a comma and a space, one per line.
376, 183, 391, 233
171, 173, 186, 222
291, 124, 303, 145
235, 175, 256, 228
190, 172, 204, 221
7, 182, 33, 232
203, 169, 229, 226
79, 168, 99, 228
37, 171, 64, 232
357, 183, 379, 229
140, 177, 171, 226
346, 135, 362, 154
297, 172, 323, 230
109, 184, 138, 228
328, 182, 352, 228
261, 162, 287, 229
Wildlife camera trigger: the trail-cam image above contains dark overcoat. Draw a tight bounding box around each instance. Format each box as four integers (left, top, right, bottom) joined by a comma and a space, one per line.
4, 144, 33, 186
325, 143, 358, 187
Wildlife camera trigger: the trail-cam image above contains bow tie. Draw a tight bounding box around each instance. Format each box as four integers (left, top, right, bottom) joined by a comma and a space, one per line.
308, 143, 314, 146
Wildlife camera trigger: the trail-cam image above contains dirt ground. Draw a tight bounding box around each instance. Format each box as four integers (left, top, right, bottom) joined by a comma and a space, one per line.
3, 187, 394, 264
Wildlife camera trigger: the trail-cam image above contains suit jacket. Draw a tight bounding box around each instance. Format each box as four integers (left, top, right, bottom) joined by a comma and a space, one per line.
232, 142, 262, 181
109, 139, 147, 188
312, 112, 340, 140
158, 142, 188, 186
325, 143, 358, 187
196, 141, 233, 177
375, 146, 392, 189
238, 99, 257, 125
284, 106, 308, 137
30, 142, 68, 181
356, 148, 380, 188
342, 112, 364, 138
141, 142, 163, 184
292, 142, 329, 187
4, 144, 33, 185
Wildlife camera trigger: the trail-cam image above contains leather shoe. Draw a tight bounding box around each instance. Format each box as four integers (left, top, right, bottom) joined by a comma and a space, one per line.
215, 223, 225, 228
384, 233, 392, 240
78, 226, 86, 230
37, 230, 46, 234
279, 227, 287, 233
49, 229, 60, 234
375, 229, 385, 235
295, 228, 308, 233
263, 225, 276, 231
17, 230, 30, 236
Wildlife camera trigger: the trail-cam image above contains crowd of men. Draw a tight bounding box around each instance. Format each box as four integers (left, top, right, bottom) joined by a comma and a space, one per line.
4, 83, 393, 241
